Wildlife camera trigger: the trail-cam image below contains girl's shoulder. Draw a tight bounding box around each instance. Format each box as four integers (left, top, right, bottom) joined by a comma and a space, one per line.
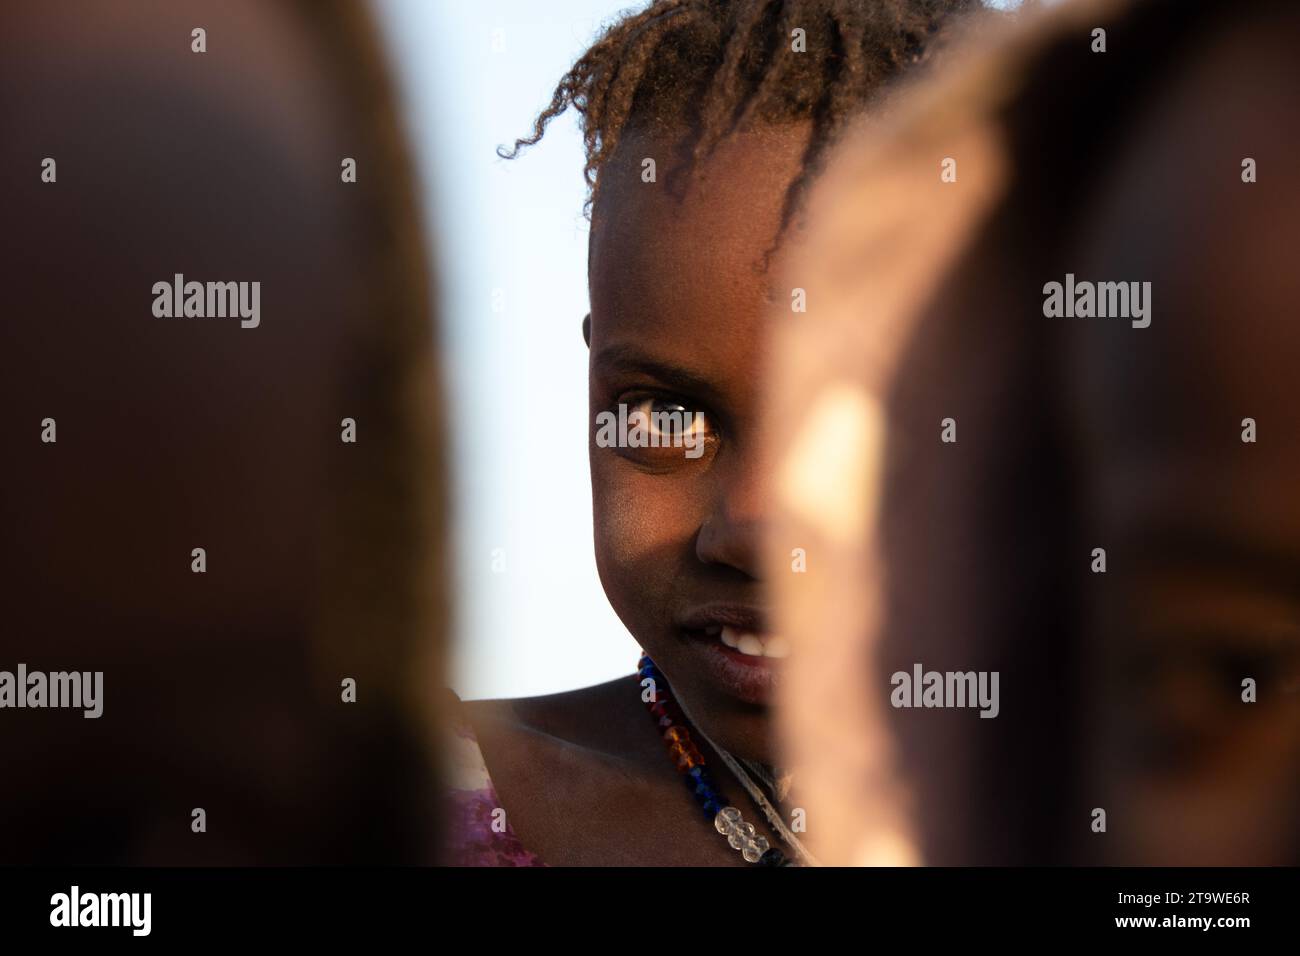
459, 675, 649, 753
442, 691, 547, 866
443, 676, 659, 865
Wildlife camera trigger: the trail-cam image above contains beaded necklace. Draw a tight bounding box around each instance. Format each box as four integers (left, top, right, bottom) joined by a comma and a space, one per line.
637, 654, 814, 867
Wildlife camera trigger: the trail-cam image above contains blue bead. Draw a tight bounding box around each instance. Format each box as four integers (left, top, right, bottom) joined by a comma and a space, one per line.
759, 847, 787, 867
701, 798, 723, 818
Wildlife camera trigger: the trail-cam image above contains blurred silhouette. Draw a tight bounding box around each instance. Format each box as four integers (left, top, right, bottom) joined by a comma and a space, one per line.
768, 0, 1300, 865
0, 0, 445, 863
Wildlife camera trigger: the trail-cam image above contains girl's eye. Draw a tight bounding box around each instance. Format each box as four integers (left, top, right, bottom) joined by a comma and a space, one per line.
626, 396, 711, 442
596, 394, 715, 464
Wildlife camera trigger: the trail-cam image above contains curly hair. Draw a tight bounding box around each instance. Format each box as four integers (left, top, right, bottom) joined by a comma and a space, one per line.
500, 0, 983, 233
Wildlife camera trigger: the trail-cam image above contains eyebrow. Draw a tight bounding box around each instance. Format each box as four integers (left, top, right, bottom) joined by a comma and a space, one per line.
592, 343, 723, 404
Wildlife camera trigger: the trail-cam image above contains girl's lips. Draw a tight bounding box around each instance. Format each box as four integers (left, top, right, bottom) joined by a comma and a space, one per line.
680, 626, 784, 706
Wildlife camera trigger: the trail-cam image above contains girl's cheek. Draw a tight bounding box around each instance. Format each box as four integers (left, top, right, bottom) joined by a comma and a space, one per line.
591, 465, 703, 579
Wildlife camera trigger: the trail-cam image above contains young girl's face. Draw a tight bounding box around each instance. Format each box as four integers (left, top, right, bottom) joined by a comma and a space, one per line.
586, 125, 811, 761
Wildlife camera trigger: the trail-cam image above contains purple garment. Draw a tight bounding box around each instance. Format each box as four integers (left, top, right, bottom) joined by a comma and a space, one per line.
443, 699, 546, 867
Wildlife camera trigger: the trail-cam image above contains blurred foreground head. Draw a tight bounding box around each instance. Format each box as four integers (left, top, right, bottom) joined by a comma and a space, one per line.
768, 0, 1300, 864
0, 1, 444, 862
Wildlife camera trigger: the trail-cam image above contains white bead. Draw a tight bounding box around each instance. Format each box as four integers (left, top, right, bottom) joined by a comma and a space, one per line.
713, 806, 743, 835
727, 821, 756, 850
743, 836, 771, 863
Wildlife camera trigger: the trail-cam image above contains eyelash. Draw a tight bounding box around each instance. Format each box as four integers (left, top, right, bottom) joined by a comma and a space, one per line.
616, 392, 713, 428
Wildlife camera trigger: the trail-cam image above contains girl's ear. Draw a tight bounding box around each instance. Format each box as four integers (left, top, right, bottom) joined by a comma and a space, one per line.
582, 312, 591, 347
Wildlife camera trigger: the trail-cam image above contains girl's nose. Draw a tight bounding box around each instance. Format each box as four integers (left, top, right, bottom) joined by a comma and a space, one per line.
694, 459, 768, 580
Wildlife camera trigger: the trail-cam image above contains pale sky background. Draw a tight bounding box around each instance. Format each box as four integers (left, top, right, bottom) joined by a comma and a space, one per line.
374, 0, 637, 701
372, 0, 1022, 701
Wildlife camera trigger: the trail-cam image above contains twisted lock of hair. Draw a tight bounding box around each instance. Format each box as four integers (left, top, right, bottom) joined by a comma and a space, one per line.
500, 0, 981, 239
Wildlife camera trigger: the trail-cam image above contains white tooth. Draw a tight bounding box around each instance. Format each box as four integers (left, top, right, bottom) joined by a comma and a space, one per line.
720, 626, 740, 648
737, 634, 764, 657
761, 635, 790, 659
